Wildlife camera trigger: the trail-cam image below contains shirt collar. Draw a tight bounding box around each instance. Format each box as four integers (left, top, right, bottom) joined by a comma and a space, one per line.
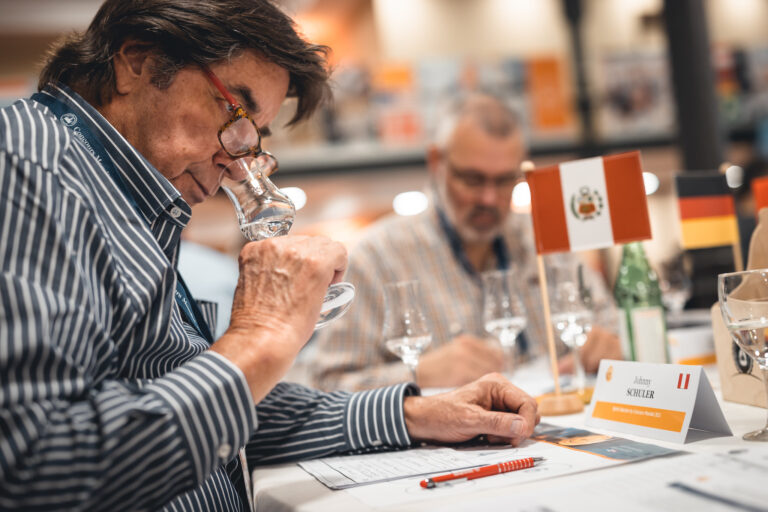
37, 83, 190, 227
433, 204, 509, 278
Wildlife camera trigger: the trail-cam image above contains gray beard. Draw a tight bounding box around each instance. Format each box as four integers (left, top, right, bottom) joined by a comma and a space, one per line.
432, 181, 509, 244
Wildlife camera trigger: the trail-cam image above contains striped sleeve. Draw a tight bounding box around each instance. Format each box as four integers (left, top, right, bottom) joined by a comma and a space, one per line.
245, 382, 418, 465
0, 282, 257, 511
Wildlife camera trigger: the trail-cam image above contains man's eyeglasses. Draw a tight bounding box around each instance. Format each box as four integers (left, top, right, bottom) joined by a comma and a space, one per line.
445, 159, 521, 194
203, 66, 278, 176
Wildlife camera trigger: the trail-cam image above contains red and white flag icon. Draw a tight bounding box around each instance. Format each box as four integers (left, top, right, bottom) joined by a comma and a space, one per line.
677, 373, 691, 390
526, 151, 652, 254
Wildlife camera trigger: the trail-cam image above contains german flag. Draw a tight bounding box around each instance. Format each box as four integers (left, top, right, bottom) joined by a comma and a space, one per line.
676, 173, 738, 249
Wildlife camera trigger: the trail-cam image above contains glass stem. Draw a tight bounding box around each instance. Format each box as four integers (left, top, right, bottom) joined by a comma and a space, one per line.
762, 368, 768, 430
403, 357, 419, 383
503, 345, 516, 377
573, 346, 586, 393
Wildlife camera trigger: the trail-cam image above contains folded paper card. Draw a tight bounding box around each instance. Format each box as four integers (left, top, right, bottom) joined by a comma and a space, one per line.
586, 360, 732, 443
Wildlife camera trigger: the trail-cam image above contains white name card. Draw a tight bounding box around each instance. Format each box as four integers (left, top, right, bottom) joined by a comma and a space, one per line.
585, 360, 732, 443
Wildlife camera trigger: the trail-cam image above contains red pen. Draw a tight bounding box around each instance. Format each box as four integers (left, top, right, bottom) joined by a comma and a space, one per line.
419, 457, 544, 489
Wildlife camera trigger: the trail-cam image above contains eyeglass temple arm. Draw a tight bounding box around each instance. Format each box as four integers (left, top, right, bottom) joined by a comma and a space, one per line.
202, 66, 239, 109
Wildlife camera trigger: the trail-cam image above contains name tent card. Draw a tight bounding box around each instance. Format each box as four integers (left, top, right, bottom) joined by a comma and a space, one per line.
586, 360, 732, 443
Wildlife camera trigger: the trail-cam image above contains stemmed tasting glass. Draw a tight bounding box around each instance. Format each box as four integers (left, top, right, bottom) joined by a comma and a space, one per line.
659, 254, 693, 320
550, 280, 594, 394
481, 269, 527, 378
382, 280, 433, 381
718, 269, 768, 441
220, 156, 355, 329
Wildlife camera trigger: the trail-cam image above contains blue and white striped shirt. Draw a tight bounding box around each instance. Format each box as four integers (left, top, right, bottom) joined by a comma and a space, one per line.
0, 83, 416, 511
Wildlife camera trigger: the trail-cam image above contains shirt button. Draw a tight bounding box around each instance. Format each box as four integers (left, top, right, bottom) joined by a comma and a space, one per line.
169, 206, 182, 218
217, 443, 232, 460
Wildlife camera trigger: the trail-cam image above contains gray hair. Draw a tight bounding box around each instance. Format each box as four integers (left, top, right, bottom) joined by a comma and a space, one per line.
39, 0, 331, 125
431, 92, 521, 150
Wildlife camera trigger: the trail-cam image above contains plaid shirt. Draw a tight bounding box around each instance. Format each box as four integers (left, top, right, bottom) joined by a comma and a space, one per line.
311, 202, 618, 391
0, 83, 416, 512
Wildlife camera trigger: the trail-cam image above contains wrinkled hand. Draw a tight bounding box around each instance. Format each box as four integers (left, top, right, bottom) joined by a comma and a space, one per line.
211, 235, 347, 402
416, 335, 505, 388
558, 325, 622, 374
403, 373, 540, 446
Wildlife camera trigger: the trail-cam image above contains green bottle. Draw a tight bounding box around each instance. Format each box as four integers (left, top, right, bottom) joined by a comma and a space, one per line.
613, 242, 669, 363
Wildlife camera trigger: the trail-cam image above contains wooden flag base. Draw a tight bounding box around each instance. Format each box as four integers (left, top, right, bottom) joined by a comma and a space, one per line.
537, 392, 584, 416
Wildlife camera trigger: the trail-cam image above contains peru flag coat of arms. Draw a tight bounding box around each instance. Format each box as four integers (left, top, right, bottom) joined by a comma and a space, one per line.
526, 151, 652, 254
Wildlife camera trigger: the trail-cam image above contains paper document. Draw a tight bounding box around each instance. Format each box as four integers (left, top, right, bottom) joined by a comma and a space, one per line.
298, 445, 518, 490
438, 448, 768, 512
299, 423, 678, 491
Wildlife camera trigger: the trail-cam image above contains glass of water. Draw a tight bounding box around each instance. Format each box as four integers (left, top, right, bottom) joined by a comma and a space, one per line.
550, 280, 593, 393
660, 253, 692, 319
719, 269, 768, 441
481, 269, 527, 378
220, 156, 355, 329
382, 280, 433, 381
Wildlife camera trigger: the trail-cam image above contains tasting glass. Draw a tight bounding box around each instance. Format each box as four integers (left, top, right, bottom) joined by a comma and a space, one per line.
382, 280, 433, 381
550, 279, 594, 394
718, 269, 768, 441
220, 156, 355, 329
481, 268, 528, 378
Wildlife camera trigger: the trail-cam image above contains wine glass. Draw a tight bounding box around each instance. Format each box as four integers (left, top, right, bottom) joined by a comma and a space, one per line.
382, 280, 433, 381
220, 156, 355, 329
481, 269, 527, 378
659, 254, 692, 320
718, 269, 768, 441
550, 280, 593, 394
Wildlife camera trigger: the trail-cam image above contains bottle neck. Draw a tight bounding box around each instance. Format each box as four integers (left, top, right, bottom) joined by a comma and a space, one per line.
621, 242, 650, 268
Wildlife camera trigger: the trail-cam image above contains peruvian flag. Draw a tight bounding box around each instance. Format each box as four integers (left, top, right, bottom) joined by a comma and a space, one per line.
526, 151, 652, 254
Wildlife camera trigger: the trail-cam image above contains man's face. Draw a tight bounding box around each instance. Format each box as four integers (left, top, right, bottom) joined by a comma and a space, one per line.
435, 118, 525, 243
119, 50, 289, 205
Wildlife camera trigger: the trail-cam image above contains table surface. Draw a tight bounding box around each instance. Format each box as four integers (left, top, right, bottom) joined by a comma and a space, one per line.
251, 366, 767, 512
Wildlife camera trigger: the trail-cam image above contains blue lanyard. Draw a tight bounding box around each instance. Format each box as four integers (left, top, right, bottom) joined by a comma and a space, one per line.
32, 92, 214, 344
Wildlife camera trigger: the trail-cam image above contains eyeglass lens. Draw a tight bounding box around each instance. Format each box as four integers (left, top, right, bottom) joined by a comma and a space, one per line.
220, 116, 261, 156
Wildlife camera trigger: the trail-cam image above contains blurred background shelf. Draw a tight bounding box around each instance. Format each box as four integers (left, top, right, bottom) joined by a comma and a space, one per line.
2, 0, 768, 309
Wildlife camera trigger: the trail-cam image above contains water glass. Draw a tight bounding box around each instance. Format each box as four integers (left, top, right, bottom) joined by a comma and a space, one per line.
220, 156, 355, 329
382, 280, 433, 381
481, 268, 527, 377
718, 269, 768, 441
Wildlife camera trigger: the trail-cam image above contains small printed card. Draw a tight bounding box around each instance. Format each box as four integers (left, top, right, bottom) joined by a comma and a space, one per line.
586, 360, 732, 443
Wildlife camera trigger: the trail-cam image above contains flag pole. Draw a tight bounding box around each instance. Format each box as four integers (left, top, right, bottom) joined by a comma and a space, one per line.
720, 162, 744, 272
522, 157, 583, 416
536, 254, 562, 395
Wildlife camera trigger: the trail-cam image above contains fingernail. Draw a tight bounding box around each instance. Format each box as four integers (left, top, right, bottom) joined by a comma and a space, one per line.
510, 418, 524, 436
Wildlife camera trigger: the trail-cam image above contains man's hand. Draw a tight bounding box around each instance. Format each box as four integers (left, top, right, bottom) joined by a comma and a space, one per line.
558, 326, 622, 374
404, 373, 539, 446
210, 235, 347, 402
416, 335, 505, 388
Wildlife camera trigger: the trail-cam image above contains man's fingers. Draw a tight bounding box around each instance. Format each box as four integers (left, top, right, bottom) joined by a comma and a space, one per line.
498, 386, 539, 433
558, 353, 575, 374
471, 411, 532, 446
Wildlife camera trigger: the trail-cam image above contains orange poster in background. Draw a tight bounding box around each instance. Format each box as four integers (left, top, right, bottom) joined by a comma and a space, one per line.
372, 64, 414, 92
528, 57, 573, 132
